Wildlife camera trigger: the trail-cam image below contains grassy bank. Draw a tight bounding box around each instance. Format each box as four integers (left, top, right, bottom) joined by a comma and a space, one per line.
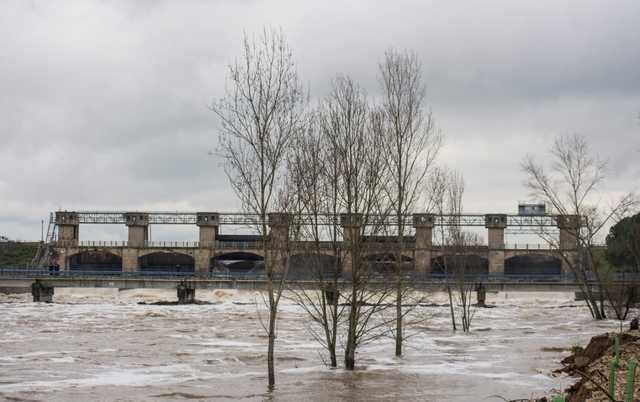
0, 242, 38, 267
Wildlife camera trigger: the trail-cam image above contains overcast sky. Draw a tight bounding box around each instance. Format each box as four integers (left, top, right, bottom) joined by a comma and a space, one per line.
1, 1, 638, 241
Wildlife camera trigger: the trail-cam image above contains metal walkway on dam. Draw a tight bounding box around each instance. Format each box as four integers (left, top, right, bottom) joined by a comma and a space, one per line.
35, 210, 586, 277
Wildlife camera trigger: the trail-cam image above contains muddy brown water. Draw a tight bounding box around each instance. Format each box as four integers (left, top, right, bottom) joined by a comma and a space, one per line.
0, 289, 626, 401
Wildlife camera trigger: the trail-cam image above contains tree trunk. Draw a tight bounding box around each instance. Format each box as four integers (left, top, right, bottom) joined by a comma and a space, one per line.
345, 277, 358, 371
264, 215, 277, 389
329, 285, 339, 368
345, 343, 355, 370
446, 284, 456, 330
329, 345, 337, 368
345, 307, 357, 370
395, 191, 404, 358
267, 303, 276, 389
395, 282, 402, 356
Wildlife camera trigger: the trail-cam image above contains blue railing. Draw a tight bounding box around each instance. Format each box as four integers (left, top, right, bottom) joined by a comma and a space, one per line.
0, 267, 267, 280
3, 267, 638, 284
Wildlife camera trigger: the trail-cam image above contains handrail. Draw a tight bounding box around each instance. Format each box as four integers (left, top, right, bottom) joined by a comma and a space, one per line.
51, 240, 572, 252
53, 210, 573, 227
2, 267, 639, 284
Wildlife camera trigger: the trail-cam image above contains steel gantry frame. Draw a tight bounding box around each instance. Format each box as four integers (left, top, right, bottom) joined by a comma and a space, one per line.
58, 210, 566, 227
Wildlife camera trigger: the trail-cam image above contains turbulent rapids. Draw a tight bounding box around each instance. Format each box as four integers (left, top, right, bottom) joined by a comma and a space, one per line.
0, 290, 627, 401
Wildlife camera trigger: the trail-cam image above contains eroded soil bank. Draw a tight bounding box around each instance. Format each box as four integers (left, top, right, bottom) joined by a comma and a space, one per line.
549, 328, 640, 402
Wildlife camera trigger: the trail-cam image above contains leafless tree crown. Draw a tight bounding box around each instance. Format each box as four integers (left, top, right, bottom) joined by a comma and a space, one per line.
212, 28, 306, 221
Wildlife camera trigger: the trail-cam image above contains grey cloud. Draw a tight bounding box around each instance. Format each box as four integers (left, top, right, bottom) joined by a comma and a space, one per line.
1, 0, 638, 240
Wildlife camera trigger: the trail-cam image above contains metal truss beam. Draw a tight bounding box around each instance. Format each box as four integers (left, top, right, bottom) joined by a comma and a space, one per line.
59, 210, 563, 227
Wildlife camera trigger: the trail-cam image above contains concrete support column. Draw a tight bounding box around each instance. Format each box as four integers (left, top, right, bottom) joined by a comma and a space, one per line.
476, 283, 487, 307
196, 212, 219, 249
55, 211, 79, 247
31, 280, 54, 303
194, 249, 212, 274
412, 214, 434, 274
122, 248, 139, 272
195, 213, 219, 274
125, 213, 149, 248
485, 214, 507, 274
54, 248, 70, 270
340, 213, 363, 278
268, 213, 291, 274
177, 280, 196, 304
557, 215, 580, 274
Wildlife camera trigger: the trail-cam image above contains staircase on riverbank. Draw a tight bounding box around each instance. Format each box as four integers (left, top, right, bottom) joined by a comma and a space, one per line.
30, 213, 57, 268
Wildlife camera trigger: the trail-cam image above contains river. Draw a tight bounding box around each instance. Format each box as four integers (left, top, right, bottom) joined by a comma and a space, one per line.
0, 289, 625, 401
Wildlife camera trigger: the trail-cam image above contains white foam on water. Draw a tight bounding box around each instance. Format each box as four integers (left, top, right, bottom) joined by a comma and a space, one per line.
0, 288, 629, 401
50, 356, 75, 363
189, 340, 259, 347
0, 364, 207, 392
280, 365, 327, 374
8, 350, 83, 359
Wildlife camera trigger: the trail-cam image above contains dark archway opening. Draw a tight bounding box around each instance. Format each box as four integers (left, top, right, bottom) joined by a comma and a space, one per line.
212, 252, 264, 275
289, 254, 339, 279
505, 254, 561, 276
69, 251, 122, 272
139, 252, 195, 273
364, 252, 414, 275
430, 255, 489, 276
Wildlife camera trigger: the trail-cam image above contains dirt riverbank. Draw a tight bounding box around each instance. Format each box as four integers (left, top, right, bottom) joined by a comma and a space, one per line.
547, 329, 640, 401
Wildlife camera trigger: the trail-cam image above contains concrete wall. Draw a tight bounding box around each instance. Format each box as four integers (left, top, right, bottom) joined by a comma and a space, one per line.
558, 215, 579, 274
55, 243, 574, 277
340, 214, 362, 277
488, 250, 505, 274
199, 227, 216, 246
122, 248, 139, 272
268, 213, 290, 274
58, 225, 79, 244
194, 249, 212, 273
414, 225, 433, 273
127, 226, 148, 248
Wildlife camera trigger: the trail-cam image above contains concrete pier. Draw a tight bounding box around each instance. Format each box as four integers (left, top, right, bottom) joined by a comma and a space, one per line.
557, 215, 579, 274
486, 214, 507, 274
476, 282, 487, 307
413, 213, 434, 274
196, 212, 219, 247
125, 213, 149, 248
340, 213, 362, 278
56, 212, 79, 247
195, 212, 219, 273
324, 283, 340, 305
269, 213, 291, 274
122, 248, 139, 272
31, 280, 54, 303
177, 281, 196, 304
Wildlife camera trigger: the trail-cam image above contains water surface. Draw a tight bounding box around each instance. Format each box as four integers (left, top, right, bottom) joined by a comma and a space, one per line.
0, 289, 624, 401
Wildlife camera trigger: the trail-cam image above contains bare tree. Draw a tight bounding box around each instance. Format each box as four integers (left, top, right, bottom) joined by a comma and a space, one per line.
285, 113, 345, 368
448, 234, 482, 333
432, 169, 479, 332
427, 168, 457, 330
522, 135, 636, 320
211, 28, 305, 388
377, 49, 442, 356
320, 76, 394, 370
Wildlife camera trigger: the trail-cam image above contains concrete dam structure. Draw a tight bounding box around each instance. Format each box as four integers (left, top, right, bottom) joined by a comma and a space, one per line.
47, 210, 581, 277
